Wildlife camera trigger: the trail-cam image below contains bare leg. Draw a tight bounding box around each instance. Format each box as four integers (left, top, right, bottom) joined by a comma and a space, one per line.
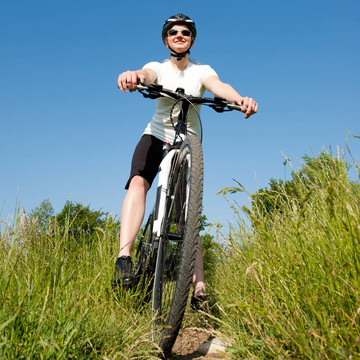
192, 238, 206, 296
118, 175, 150, 257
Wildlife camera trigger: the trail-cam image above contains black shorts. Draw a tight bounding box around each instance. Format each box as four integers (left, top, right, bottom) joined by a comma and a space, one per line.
125, 135, 164, 189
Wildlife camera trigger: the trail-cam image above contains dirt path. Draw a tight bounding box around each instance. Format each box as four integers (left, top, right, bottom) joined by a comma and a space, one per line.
167, 328, 231, 359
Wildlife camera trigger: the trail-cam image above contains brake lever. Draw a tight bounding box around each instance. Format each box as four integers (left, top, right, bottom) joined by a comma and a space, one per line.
209, 104, 226, 113
137, 83, 163, 99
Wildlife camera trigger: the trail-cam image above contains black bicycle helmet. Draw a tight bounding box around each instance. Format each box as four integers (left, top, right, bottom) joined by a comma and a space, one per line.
162, 14, 197, 61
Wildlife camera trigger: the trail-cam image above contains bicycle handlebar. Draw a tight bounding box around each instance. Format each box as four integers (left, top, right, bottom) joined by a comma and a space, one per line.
136, 84, 243, 113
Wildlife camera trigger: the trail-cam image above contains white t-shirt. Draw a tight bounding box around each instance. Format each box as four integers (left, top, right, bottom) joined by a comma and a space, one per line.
142, 60, 217, 143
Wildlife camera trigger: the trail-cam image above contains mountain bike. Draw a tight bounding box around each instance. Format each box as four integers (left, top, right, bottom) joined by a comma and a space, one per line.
133, 83, 242, 354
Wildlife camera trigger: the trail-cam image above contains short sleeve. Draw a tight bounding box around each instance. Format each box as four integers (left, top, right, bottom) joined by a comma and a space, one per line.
200, 65, 218, 84
143, 61, 161, 81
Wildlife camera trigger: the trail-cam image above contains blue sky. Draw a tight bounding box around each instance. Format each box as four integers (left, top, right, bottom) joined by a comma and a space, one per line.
1, 0, 359, 234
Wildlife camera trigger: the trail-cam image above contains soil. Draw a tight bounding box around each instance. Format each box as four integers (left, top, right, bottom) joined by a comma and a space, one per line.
166, 327, 232, 360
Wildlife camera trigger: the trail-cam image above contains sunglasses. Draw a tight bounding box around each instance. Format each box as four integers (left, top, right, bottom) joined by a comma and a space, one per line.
167, 29, 192, 37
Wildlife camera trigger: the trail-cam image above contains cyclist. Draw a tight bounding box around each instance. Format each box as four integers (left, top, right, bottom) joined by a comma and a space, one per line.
114, 14, 258, 305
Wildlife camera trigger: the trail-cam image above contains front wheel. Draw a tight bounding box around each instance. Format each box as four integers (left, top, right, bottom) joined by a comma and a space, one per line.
152, 134, 204, 354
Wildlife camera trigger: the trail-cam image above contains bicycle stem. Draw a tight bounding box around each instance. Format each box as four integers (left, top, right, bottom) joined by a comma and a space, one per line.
174, 100, 190, 139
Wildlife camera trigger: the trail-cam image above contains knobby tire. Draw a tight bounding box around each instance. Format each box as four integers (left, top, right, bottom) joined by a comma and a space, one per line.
152, 134, 203, 354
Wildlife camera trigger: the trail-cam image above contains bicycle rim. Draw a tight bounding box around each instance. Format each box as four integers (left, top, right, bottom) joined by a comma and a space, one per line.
152, 134, 203, 354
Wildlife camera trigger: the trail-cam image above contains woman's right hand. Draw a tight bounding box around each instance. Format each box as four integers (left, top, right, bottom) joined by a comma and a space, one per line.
117, 71, 145, 93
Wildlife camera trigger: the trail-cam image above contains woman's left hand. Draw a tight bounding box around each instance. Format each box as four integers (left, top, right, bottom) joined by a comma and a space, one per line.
236, 97, 258, 119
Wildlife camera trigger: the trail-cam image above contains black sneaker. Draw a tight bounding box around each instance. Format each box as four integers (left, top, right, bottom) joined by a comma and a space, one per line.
113, 256, 135, 289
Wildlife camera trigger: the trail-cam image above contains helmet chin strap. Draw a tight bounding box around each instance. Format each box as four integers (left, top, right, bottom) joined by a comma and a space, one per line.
168, 45, 191, 61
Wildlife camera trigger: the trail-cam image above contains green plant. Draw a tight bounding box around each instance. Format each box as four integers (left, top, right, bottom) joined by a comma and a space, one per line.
0, 209, 158, 359
214, 150, 360, 358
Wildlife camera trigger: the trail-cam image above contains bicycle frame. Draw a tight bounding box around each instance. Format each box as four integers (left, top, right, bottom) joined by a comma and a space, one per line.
153, 148, 178, 239
147, 88, 191, 252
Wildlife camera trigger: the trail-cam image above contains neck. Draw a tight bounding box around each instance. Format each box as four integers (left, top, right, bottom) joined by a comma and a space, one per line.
170, 55, 189, 71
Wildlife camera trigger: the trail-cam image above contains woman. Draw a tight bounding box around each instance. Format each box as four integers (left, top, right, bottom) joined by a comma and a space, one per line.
114, 14, 258, 305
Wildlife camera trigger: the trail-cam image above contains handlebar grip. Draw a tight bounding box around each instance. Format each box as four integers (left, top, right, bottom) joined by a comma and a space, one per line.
136, 84, 147, 91
227, 102, 243, 111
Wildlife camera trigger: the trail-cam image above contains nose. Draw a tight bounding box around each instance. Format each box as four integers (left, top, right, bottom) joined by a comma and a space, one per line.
175, 32, 186, 41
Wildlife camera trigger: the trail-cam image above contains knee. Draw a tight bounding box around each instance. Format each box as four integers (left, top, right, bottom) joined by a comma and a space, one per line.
129, 175, 150, 193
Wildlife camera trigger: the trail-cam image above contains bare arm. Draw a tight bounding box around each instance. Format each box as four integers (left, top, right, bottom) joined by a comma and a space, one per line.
205, 75, 258, 118
117, 68, 156, 93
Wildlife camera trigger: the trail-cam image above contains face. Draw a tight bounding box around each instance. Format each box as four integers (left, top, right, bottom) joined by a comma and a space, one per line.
165, 24, 193, 52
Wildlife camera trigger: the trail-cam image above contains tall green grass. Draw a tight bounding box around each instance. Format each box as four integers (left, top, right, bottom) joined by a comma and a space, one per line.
0, 214, 158, 359
2, 149, 359, 359
214, 151, 360, 359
